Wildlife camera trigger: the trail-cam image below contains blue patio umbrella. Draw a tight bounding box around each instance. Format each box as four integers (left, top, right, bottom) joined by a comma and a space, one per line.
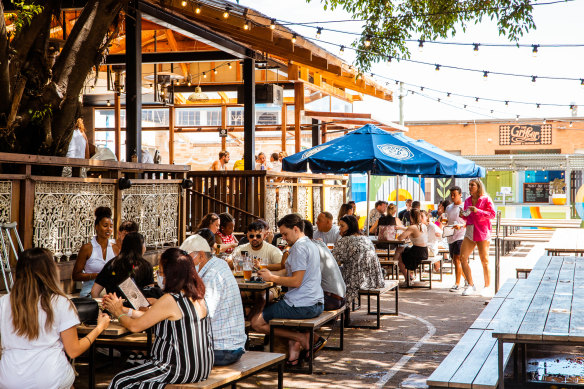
282, 124, 485, 228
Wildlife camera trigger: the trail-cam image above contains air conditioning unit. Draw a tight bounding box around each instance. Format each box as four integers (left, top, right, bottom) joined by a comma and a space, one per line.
237, 84, 283, 105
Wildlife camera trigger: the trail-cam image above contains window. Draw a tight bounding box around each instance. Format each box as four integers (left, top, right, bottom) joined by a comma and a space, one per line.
175, 107, 221, 126
228, 107, 244, 126
142, 109, 169, 127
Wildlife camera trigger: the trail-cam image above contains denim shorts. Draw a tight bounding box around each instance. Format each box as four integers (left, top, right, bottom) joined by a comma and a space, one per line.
262, 299, 324, 323
213, 348, 244, 366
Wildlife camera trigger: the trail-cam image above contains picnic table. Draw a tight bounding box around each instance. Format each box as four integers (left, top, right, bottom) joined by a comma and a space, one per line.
78, 322, 132, 389
492, 255, 584, 388
236, 277, 274, 303
545, 228, 584, 256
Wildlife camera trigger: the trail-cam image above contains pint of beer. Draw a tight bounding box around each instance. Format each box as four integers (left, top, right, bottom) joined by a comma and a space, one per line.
243, 259, 252, 281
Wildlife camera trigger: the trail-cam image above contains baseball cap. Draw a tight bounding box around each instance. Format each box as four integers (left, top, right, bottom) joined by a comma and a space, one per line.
180, 234, 211, 254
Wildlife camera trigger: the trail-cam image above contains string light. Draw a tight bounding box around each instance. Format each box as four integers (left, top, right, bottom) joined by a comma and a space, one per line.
516, 115, 520, 121
537, 103, 541, 108
203, 72, 207, 78
483, 70, 489, 78
505, 101, 509, 105
106, 100, 111, 106
214, 68, 218, 75
435, 64, 440, 71
364, 35, 372, 47
447, 92, 451, 98
223, 6, 230, 18
581, 79, 584, 85
418, 39, 424, 51
531, 75, 537, 82
195, 3, 201, 14
570, 121, 574, 127
543, 118, 547, 124
339, 45, 345, 54
243, 20, 250, 30
532, 44, 539, 56
270, 19, 276, 29
473, 43, 480, 52
181, 0, 187, 7
292, 33, 297, 43
228, 62, 232, 69
316, 27, 322, 38
475, 97, 479, 102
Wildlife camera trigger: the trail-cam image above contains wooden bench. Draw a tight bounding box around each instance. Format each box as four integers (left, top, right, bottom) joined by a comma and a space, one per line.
515, 268, 531, 279
268, 306, 346, 374
406, 257, 443, 289
166, 351, 285, 389
379, 259, 399, 280
427, 278, 520, 388
347, 280, 399, 330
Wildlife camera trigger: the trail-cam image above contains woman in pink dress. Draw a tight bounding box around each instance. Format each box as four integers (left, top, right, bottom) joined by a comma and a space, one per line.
459, 179, 496, 296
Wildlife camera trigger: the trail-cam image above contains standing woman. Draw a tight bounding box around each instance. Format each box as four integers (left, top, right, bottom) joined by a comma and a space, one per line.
459, 179, 495, 296
103, 248, 214, 388
73, 206, 119, 297
0, 248, 110, 389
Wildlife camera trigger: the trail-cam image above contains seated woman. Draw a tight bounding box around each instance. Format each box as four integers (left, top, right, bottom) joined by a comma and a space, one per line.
91, 232, 153, 298
73, 206, 119, 297
332, 215, 384, 313
197, 213, 220, 234
372, 203, 405, 238
393, 208, 428, 283
103, 248, 214, 388
112, 220, 139, 253
216, 212, 239, 254
0, 248, 110, 389
337, 203, 353, 224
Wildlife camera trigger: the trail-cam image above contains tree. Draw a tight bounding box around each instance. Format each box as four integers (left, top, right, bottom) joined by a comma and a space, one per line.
313, 0, 536, 70
0, 0, 127, 157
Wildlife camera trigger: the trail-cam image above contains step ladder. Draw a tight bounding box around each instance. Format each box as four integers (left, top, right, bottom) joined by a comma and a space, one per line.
0, 222, 24, 292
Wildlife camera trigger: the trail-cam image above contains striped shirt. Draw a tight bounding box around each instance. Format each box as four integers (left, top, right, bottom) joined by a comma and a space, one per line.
109, 293, 214, 388
198, 256, 246, 351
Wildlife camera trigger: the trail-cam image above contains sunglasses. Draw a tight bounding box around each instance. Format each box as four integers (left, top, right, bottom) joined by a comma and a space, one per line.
248, 234, 263, 239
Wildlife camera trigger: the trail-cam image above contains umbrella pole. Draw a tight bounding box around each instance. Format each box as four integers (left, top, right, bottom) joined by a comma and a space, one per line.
418, 174, 423, 204
366, 171, 371, 235
396, 175, 400, 215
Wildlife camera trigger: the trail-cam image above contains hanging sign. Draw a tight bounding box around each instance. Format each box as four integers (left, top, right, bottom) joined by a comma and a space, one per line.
219, 128, 228, 138
499, 124, 552, 145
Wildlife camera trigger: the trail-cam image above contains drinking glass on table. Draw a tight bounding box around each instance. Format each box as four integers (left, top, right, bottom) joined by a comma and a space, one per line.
242, 258, 253, 282
233, 255, 243, 274
259, 257, 269, 270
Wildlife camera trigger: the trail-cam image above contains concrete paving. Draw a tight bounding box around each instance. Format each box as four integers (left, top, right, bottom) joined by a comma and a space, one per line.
74, 241, 548, 388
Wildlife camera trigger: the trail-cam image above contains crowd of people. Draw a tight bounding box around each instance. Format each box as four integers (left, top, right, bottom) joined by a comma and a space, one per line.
0, 179, 495, 387
211, 150, 288, 172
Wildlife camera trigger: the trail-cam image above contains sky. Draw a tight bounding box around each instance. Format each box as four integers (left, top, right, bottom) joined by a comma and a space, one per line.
237, 0, 584, 124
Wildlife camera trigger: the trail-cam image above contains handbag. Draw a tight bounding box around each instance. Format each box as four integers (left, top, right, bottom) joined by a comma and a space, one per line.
71, 297, 99, 325
378, 225, 396, 241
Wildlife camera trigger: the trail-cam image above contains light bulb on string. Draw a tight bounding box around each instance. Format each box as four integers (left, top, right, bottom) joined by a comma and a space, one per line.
475, 97, 479, 102
483, 70, 488, 80
473, 43, 480, 53
243, 21, 250, 30
516, 115, 520, 121
181, 0, 187, 7
387, 56, 392, 64
543, 118, 547, 124
203, 72, 207, 79
418, 39, 424, 52
447, 92, 451, 98
580, 79, 584, 86
570, 121, 573, 127
270, 19, 276, 30
316, 27, 322, 38
195, 3, 201, 13
223, 7, 230, 18
537, 103, 541, 108
228, 63, 232, 69
505, 101, 509, 106
435, 64, 440, 71
214, 69, 218, 75
339, 45, 345, 54
364, 35, 371, 47
292, 34, 297, 43
532, 45, 539, 57
106, 100, 111, 106
532, 75, 537, 83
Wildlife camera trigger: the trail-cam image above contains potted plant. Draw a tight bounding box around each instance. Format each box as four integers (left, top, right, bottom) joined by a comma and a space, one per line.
550, 178, 567, 205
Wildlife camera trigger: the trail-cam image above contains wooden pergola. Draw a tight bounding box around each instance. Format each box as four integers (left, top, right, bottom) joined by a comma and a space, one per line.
37, 0, 396, 166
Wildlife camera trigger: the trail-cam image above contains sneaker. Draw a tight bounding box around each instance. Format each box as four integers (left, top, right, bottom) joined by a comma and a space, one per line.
462, 285, 478, 296
480, 288, 493, 298
449, 284, 461, 292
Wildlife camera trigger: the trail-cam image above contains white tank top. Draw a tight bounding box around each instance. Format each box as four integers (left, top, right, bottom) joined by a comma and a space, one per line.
84, 236, 116, 274
66, 129, 87, 159
410, 224, 428, 246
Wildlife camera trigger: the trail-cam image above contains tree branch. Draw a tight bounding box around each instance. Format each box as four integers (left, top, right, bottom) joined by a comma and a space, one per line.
0, 2, 9, 119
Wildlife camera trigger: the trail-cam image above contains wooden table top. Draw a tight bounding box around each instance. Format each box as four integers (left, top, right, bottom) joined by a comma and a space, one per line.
491, 255, 584, 342
545, 228, 584, 252
235, 278, 273, 290
78, 321, 130, 338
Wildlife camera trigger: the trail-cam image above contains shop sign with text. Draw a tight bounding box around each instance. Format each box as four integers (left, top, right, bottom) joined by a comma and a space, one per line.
499, 124, 552, 145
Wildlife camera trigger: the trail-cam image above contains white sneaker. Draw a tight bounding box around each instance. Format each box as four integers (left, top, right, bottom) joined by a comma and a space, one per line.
480, 288, 493, 298
462, 285, 478, 296
449, 284, 461, 292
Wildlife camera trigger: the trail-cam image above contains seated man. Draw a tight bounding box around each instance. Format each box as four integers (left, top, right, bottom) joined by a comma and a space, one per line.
252, 214, 324, 367
314, 212, 341, 245
232, 221, 282, 271
180, 233, 246, 366
303, 220, 346, 311
210, 150, 230, 171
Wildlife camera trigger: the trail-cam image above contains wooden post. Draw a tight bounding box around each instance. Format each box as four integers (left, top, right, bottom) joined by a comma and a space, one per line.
281, 104, 287, 152
19, 164, 34, 250
243, 58, 256, 171
321, 123, 327, 144
113, 170, 123, 239
114, 73, 121, 161
125, 1, 142, 163
221, 105, 227, 151
294, 82, 305, 153
169, 105, 175, 164
178, 172, 187, 244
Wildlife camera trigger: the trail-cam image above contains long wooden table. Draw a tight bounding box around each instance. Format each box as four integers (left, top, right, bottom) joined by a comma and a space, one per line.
492, 255, 584, 388
545, 228, 584, 256
236, 278, 273, 303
